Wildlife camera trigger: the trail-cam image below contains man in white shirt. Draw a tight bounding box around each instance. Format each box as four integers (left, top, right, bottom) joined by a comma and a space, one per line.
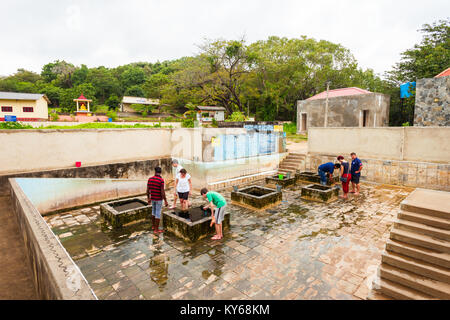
170, 159, 183, 209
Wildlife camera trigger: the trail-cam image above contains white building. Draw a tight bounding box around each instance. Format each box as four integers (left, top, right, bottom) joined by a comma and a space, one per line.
0, 92, 50, 121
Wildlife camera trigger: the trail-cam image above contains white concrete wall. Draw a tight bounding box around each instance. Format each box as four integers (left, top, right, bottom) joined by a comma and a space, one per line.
22, 121, 182, 128
308, 127, 450, 163
0, 128, 173, 174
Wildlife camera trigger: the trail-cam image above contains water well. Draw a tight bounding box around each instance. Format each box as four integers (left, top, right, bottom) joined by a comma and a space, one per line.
100, 197, 151, 228
231, 185, 282, 209
163, 206, 230, 242
296, 171, 339, 185
300, 184, 339, 203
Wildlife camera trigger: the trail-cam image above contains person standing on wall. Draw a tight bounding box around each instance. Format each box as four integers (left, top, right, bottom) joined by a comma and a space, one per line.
350, 152, 363, 195
175, 168, 192, 211
201, 188, 226, 240
318, 162, 340, 186
170, 159, 184, 209
147, 166, 169, 233
337, 156, 351, 199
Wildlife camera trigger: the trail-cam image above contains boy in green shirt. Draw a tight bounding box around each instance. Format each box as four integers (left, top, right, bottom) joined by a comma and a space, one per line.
201, 188, 227, 240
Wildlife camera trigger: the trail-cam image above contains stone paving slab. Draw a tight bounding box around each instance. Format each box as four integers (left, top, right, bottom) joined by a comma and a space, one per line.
43, 182, 413, 300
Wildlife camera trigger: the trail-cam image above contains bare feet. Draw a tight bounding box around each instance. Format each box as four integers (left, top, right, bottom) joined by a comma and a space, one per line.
354, 192, 360, 196
350, 191, 356, 194
339, 195, 347, 199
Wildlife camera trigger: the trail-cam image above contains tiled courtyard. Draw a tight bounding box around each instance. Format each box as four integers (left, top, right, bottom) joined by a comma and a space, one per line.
43, 181, 413, 300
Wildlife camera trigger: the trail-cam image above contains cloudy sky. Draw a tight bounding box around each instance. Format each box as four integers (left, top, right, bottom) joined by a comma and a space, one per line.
0, 0, 448, 77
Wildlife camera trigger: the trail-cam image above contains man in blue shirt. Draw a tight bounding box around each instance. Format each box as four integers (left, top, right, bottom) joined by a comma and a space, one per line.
350, 152, 363, 195
318, 162, 340, 185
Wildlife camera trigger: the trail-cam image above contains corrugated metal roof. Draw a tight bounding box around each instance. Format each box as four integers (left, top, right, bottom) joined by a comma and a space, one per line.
0, 91, 46, 101
435, 67, 450, 78
197, 106, 226, 111
306, 87, 372, 101
121, 96, 160, 105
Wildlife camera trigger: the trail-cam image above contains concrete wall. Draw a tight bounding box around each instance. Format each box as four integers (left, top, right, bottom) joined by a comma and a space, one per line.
308, 127, 450, 163
9, 179, 97, 299
22, 121, 182, 128
297, 93, 390, 133
0, 128, 173, 174
0, 96, 48, 120
414, 76, 450, 126
0, 158, 172, 197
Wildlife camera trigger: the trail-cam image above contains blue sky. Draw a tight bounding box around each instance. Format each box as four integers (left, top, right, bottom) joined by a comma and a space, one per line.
0, 0, 448, 77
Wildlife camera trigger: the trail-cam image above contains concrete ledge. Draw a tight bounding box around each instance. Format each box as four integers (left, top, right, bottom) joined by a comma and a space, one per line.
9, 178, 97, 300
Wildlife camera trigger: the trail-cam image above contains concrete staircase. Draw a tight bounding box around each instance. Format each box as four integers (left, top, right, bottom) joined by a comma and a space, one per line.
369, 189, 450, 300
277, 152, 306, 176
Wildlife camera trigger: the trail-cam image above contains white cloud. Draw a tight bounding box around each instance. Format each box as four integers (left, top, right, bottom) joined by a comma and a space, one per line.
0, 0, 448, 77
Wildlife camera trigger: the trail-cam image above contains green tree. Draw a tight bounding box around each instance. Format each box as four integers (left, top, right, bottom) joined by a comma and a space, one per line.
105, 94, 121, 111
387, 19, 450, 82
125, 85, 145, 97
120, 66, 146, 88
86, 66, 120, 103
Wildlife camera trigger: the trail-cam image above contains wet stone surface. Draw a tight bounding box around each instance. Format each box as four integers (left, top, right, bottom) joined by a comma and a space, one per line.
43, 181, 413, 300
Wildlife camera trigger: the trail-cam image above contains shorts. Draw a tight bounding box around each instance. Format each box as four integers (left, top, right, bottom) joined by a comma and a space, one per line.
151, 200, 162, 219
178, 192, 189, 200
214, 206, 226, 225
351, 174, 360, 184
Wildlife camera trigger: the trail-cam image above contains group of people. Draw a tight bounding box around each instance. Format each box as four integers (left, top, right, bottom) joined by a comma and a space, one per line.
146, 160, 227, 240
318, 152, 363, 199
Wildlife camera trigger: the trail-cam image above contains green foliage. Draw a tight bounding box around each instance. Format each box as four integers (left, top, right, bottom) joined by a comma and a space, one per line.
106, 110, 117, 122
59, 83, 97, 112
130, 103, 154, 115
181, 118, 195, 128
211, 118, 218, 127
226, 111, 246, 122
50, 112, 59, 121
387, 19, 449, 82
0, 122, 33, 129
38, 123, 172, 129
105, 94, 120, 110
283, 122, 297, 134
125, 85, 145, 97
402, 122, 411, 127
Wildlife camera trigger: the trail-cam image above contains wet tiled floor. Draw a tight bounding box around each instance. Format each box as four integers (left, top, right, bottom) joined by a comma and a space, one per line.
43, 181, 413, 300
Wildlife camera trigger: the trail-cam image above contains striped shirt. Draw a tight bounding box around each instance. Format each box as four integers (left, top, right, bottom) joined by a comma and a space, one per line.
147, 175, 165, 201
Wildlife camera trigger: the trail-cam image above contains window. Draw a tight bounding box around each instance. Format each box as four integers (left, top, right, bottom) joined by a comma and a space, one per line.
1, 106, 13, 112
23, 107, 34, 113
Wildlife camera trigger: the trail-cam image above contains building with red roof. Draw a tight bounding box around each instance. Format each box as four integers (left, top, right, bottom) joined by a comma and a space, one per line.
297, 87, 390, 133
434, 67, 450, 78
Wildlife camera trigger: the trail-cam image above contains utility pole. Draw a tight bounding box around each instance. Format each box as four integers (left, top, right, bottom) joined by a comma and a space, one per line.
324, 81, 330, 127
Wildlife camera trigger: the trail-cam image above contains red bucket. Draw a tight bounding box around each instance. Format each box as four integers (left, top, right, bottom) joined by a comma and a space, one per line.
75, 162, 81, 168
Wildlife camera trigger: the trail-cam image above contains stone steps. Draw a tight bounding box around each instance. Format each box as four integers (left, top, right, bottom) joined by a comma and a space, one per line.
382, 251, 450, 284
401, 202, 449, 220
390, 228, 450, 254
394, 218, 450, 241
386, 239, 450, 269
398, 210, 450, 230
380, 264, 450, 299
377, 279, 435, 300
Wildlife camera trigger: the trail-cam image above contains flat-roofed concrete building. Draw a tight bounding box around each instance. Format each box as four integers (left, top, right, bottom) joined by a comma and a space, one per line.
0, 91, 50, 121
120, 96, 159, 112
296, 87, 390, 133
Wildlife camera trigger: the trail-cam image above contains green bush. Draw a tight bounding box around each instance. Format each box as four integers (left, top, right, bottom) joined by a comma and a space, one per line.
211, 118, 218, 127
106, 110, 117, 122
0, 122, 33, 129
283, 122, 297, 134
165, 116, 173, 122
226, 111, 246, 122
50, 112, 59, 122
181, 118, 194, 128
402, 122, 410, 127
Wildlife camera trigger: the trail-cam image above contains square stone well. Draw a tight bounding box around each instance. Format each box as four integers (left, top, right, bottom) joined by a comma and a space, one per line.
265, 174, 296, 188
100, 197, 151, 228
300, 184, 340, 203
231, 185, 282, 210
163, 207, 230, 242
296, 171, 339, 185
